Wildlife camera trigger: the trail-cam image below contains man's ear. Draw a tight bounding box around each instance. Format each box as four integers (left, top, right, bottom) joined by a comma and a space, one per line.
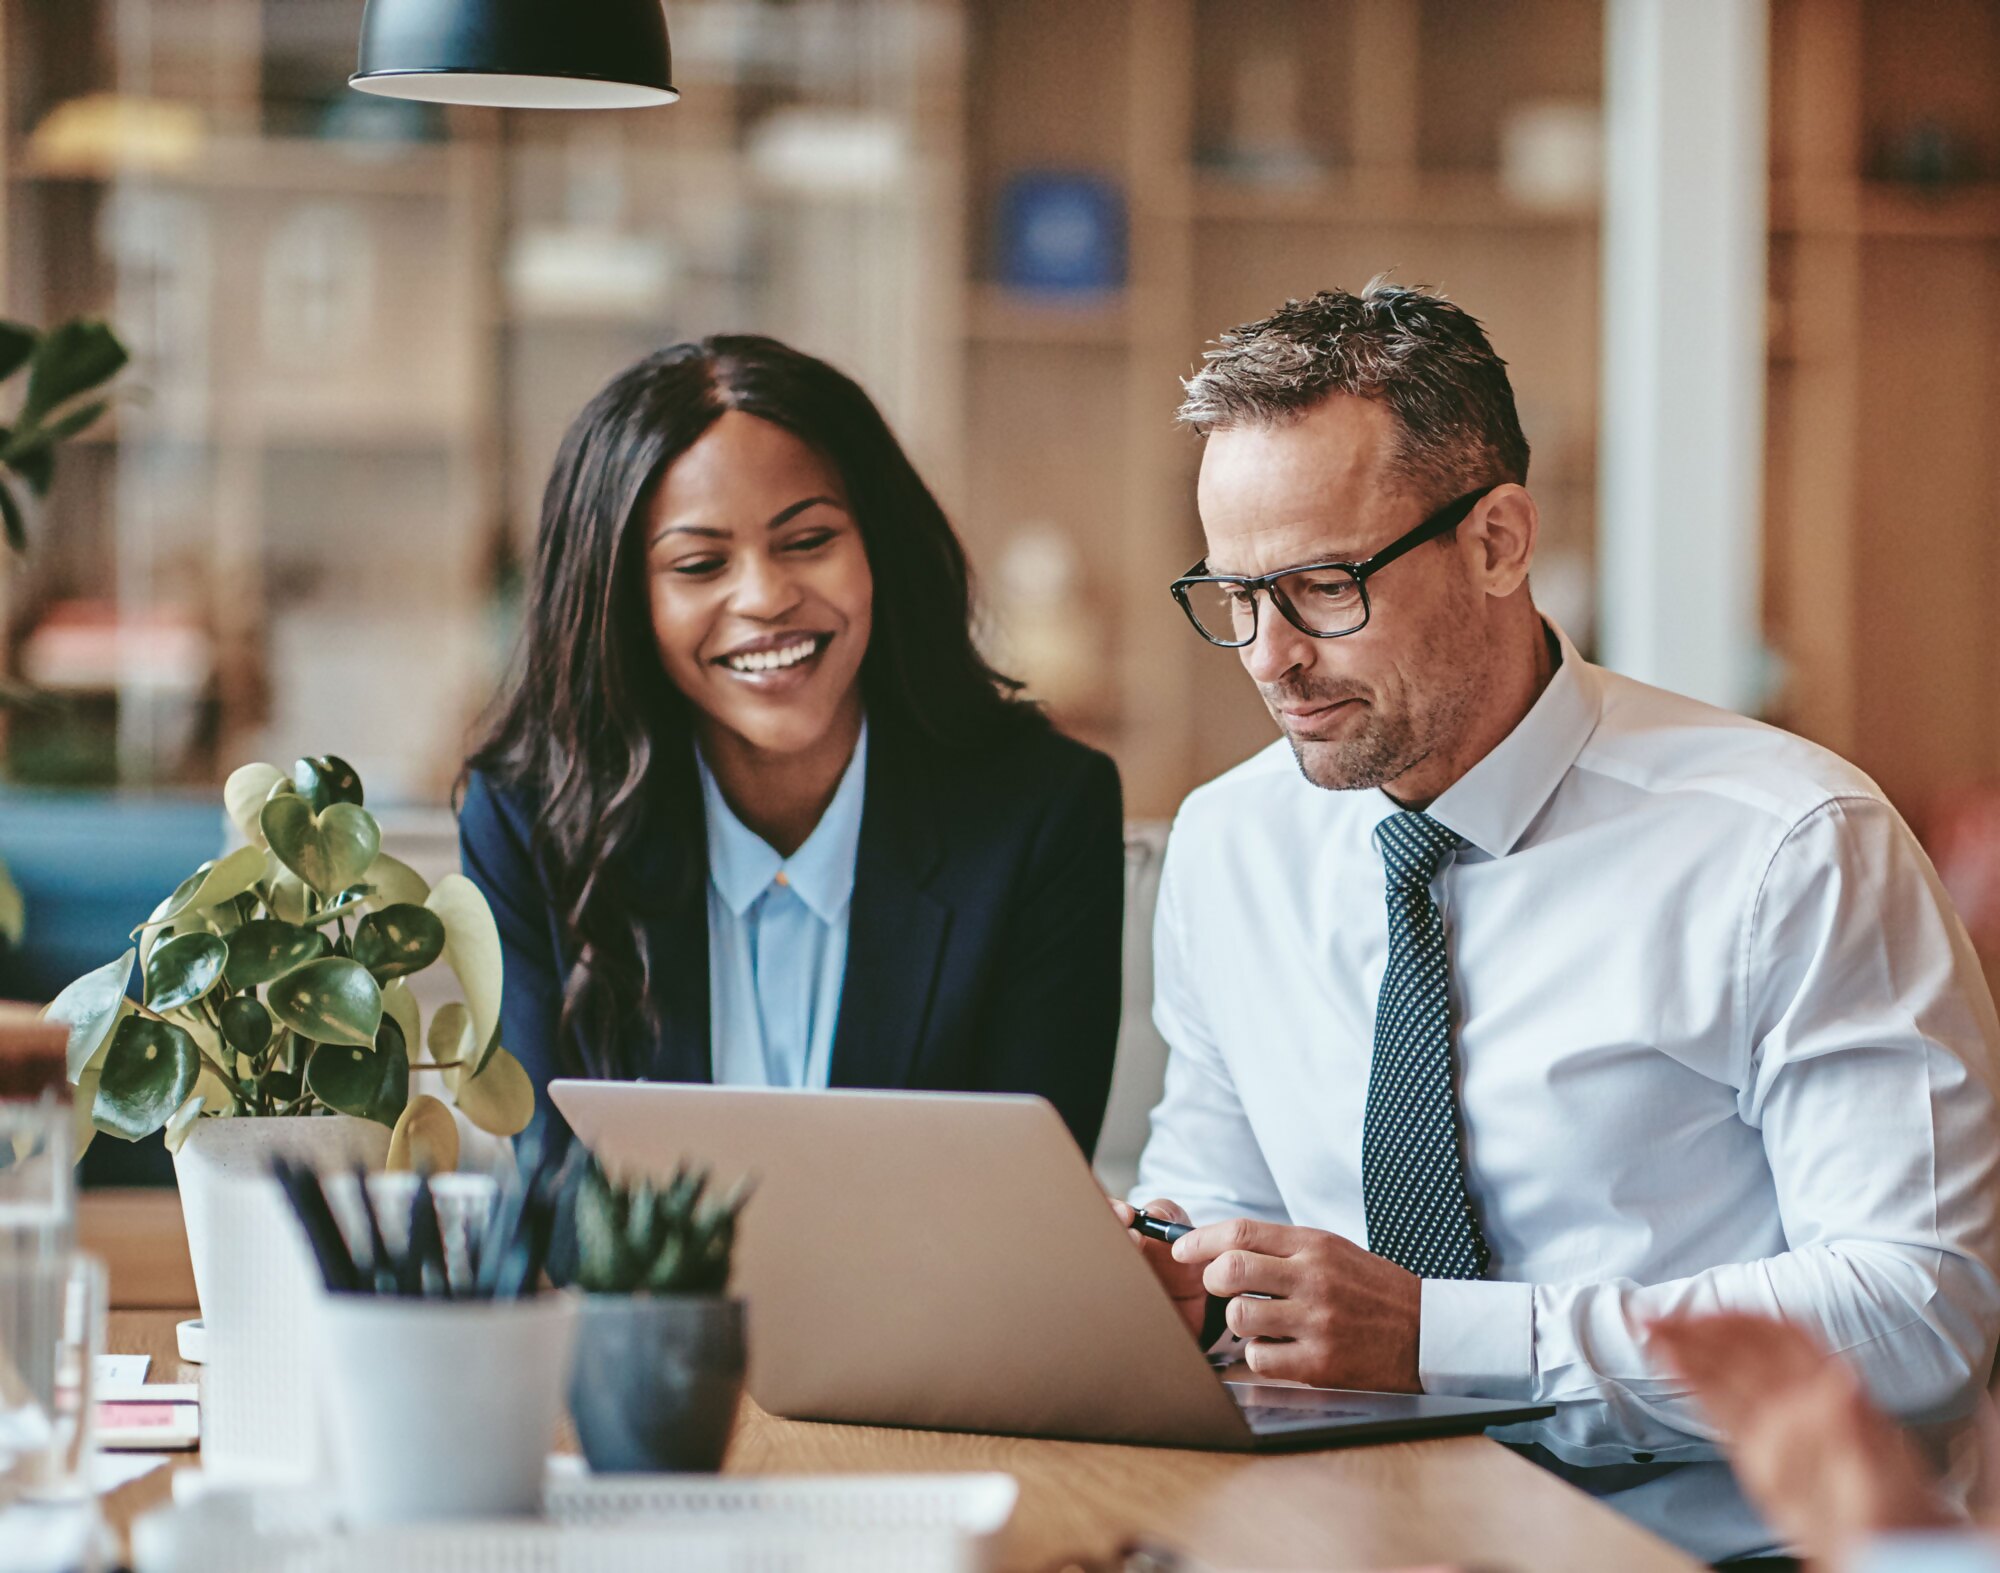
1462, 484, 1538, 597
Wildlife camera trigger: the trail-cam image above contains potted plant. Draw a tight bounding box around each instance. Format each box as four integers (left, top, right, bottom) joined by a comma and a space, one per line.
39, 753, 535, 1339
0, 316, 129, 949
567, 1155, 754, 1473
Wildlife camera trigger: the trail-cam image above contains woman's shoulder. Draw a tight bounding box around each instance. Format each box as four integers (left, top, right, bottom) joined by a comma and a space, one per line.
458, 766, 547, 866
460, 764, 532, 826
901, 708, 1121, 820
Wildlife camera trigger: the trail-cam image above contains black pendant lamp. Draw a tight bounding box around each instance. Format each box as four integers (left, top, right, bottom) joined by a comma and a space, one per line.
351, 0, 678, 110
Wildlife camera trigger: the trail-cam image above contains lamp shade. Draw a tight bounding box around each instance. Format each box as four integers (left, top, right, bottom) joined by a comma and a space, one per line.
351, 0, 677, 110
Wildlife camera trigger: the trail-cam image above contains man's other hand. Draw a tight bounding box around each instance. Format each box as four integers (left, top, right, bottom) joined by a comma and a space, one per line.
1108, 1197, 1208, 1336
1171, 1218, 1421, 1392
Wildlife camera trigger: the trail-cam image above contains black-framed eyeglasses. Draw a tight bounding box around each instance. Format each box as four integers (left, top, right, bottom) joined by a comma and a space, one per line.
1169, 484, 1499, 648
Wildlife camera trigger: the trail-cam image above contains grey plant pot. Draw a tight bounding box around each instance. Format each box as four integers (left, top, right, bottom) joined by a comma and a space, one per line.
570, 1294, 747, 1473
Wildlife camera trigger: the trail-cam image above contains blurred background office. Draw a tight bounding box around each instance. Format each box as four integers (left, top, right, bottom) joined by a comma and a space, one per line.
2, 0, 1998, 1010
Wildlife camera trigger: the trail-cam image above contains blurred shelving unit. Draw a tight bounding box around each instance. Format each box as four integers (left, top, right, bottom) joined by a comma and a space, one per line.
0, 0, 962, 798
950, 0, 1605, 818
1764, 0, 2000, 817
0, 0, 505, 797
0, 0, 1609, 816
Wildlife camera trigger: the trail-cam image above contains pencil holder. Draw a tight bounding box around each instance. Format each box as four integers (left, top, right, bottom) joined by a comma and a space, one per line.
312, 1289, 580, 1525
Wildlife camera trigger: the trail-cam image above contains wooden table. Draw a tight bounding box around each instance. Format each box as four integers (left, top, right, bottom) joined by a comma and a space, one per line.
104, 1310, 1701, 1572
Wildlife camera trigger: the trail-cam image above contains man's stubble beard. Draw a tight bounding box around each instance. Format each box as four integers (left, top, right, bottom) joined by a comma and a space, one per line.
1269, 615, 1486, 795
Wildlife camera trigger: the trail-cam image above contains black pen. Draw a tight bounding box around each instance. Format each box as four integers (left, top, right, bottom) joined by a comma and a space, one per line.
1130, 1209, 1193, 1245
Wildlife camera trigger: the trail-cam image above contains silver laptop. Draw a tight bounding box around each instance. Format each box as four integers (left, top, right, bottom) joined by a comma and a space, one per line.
550, 1081, 1554, 1451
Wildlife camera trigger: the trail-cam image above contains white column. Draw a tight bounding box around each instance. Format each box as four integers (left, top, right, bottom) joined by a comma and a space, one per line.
1597, 0, 1769, 713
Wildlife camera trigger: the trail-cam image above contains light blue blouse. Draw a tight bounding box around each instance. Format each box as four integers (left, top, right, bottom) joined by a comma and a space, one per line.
695, 721, 868, 1088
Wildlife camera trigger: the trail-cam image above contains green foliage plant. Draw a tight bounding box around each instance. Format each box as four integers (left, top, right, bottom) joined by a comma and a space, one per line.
42, 755, 536, 1166
0, 317, 130, 936
0, 316, 128, 556
572, 1154, 753, 1297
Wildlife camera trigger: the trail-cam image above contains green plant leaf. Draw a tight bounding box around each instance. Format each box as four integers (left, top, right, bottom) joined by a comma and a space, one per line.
38, 398, 108, 445
386, 1093, 459, 1174
92, 1015, 199, 1142
132, 845, 266, 937
0, 855, 22, 947
292, 755, 364, 812
144, 931, 227, 1012
8, 438, 53, 497
222, 919, 329, 988
73, 1066, 100, 1162
0, 479, 25, 552
162, 1093, 206, 1155
306, 1018, 409, 1127
452, 1044, 533, 1137
364, 853, 429, 909
266, 956, 382, 1049
44, 949, 136, 1080
427, 1002, 473, 1089
295, 885, 370, 927
224, 762, 287, 848
380, 979, 421, 1065
260, 796, 380, 898
190, 1055, 235, 1114
137, 888, 194, 973
574, 1164, 638, 1292
352, 904, 445, 981
426, 874, 502, 1075
0, 321, 39, 381
23, 320, 128, 424
218, 994, 273, 1059
266, 867, 310, 924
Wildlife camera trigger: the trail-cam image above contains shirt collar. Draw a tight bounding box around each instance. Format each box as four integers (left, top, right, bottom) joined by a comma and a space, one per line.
1412, 620, 1601, 859
697, 718, 869, 922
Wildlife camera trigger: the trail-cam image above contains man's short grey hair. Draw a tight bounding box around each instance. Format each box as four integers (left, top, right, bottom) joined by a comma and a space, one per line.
1178, 278, 1530, 503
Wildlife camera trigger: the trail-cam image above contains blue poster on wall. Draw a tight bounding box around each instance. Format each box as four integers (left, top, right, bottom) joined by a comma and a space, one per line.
996, 171, 1126, 295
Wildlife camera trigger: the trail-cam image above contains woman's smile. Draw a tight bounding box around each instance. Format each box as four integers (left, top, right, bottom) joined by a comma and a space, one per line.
713, 631, 834, 687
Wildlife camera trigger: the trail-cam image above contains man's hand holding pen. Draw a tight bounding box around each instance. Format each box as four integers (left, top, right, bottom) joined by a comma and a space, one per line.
1109, 1198, 1209, 1336
1111, 1199, 1424, 1394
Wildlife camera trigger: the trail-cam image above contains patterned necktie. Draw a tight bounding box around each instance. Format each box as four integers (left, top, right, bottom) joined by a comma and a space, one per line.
1363, 811, 1491, 1280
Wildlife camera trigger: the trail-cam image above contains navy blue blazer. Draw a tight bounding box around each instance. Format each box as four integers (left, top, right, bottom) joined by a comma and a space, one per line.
457, 717, 1124, 1154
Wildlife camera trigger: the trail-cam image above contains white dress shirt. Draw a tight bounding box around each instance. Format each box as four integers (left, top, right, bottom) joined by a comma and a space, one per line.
1136, 624, 2000, 1563
697, 721, 867, 1088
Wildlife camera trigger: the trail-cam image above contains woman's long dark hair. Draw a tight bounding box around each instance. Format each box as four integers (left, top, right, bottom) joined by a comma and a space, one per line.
469, 336, 1038, 1077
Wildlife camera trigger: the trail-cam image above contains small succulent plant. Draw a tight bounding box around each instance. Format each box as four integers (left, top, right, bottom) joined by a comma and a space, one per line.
572, 1155, 753, 1297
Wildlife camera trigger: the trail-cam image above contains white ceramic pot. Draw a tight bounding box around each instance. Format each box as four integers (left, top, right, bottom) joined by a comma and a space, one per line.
172, 1115, 391, 1482
314, 1291, 579, 1525
173, 1115, 392, 1326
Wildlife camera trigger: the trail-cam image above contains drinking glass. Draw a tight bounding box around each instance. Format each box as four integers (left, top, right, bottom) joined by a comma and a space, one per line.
0, 1099, 76, 1273
0, 1250, 106, 1505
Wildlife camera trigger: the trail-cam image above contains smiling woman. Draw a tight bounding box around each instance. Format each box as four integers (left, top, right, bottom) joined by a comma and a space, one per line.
457, 337, 1124, 1153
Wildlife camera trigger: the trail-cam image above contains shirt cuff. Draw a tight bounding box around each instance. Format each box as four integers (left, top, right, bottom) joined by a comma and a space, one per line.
1419, 1278, 1534, 1400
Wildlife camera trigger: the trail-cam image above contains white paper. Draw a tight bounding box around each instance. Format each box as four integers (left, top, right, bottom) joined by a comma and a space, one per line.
91, 1451, 170, 1492
94, 1354, 150, 1386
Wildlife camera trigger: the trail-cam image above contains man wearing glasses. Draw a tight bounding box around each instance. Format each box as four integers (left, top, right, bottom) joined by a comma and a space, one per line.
1115, 281, 2000, 1566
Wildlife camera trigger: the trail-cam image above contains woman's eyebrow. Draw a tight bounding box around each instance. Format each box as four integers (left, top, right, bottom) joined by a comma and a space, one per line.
651, 495, 844, 546
765, 495, 843, 529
